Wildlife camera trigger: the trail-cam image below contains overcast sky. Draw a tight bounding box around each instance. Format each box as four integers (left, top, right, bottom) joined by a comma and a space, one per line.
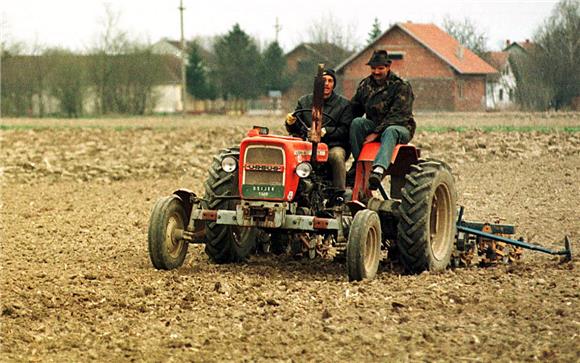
1, 0, 559, 53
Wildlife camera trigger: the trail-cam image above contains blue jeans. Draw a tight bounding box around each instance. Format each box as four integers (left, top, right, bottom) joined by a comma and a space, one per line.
350, 117, 411, 170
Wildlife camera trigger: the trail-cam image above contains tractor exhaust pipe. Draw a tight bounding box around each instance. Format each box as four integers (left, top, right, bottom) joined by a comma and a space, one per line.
309, 64, 325, 168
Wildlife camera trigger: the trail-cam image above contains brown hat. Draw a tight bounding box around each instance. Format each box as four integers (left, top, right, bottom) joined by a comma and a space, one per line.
366, 50, 391, 66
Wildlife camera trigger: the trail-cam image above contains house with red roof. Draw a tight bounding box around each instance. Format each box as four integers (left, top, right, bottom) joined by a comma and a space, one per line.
336, 22, 498, 111
504, 39, 535, 55
284, 42, 353, 108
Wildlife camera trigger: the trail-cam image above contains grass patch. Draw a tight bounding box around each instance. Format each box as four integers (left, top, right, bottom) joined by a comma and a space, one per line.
418, 125, 580, 133
2, 113, 579, 132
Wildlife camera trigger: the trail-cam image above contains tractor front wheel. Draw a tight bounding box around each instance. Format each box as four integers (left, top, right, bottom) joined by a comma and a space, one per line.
347, 209, 382, 281
397, 160, 457, 273
148, 195, 189, 270
204, 148, 257, 263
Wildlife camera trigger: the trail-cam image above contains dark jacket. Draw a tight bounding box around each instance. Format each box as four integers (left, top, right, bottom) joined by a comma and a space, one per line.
286, 91, 353, 151
351, 71, 416, 139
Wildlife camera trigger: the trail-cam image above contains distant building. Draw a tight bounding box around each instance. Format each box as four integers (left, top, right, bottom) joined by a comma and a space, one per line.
151, 38, 188, 59
485, 51, 516, 110
336, 22, 498, 111
151, 38, 217, 113
284, 43, 353, 107
504, 39, 535, 56
151, 38, 214, 65
285, 42, 352, 74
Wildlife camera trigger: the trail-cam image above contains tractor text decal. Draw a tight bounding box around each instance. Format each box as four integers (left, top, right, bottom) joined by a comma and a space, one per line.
244, 163, 284, 172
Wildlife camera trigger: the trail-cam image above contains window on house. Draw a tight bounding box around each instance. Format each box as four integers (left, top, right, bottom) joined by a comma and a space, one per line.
499, 89, 504, 101
388, 52, 404, 61
458, 81, 464, 99
509, 89, 513, 101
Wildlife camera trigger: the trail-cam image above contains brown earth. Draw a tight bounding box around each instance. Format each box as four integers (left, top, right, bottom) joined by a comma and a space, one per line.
1, 116, 579, 362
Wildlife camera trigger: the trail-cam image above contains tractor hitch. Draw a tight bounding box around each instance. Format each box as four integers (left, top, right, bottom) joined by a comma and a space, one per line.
455, 206, 572, 264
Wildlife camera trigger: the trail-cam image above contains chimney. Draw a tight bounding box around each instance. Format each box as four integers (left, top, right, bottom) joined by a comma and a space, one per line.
525, 39, 530, 43
506, 39, 510, 46
456, 46, 464, 59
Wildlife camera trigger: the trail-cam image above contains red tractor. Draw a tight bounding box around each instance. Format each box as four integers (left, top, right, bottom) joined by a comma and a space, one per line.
148, 65, 457, 281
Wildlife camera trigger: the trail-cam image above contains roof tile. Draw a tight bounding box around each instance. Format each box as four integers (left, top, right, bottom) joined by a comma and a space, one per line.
399, 22, 497, 74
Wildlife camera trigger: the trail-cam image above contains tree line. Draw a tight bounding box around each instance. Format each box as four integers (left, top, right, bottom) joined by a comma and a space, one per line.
1, 20, 350, 117
443, 0, 579, 110
1, 48, 171, 117
1, 0, 577, 116
186, 24, 291, 101
0, 23, 298, 117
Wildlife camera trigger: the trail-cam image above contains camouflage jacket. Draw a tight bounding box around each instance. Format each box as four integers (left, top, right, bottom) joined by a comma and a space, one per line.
351, 71, 416, 139
286, 91, 353, 151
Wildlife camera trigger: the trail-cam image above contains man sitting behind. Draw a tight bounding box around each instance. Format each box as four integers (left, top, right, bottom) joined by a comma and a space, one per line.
349, 50, 416, 190
285, 68, 353, 192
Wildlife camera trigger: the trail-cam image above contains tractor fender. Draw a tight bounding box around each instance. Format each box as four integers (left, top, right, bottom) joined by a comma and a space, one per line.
171, 188, 197, 220
171, 188, 205, 242
358, 143, 420, 176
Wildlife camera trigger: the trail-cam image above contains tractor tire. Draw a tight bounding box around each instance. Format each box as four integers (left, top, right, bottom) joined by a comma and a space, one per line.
148, 195, 189, 270
203, 148, 257, 263
397, 160, 457, 273
347, 209, 382, 281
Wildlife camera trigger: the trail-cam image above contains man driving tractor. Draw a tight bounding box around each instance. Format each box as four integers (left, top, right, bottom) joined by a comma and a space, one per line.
285, 68, 353, 192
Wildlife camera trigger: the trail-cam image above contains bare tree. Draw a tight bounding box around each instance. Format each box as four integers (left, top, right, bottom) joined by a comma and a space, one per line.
44, 49, 86, 117
1, 54, 35, 115
85, 4, 163, 115
510, 53, 554, 110
91, 3, 129, 55
304, 14, 360, 52
1, 40, 50, 116
110, 46, 165, 114
532, 0, 579, 109
88, 3, 129, 114
442, 16, 488, 57
510, 0, 579, 110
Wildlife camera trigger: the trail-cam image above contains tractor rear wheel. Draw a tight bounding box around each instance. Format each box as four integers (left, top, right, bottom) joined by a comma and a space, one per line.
204, 148, 257, 263
347, 209, 381, 281
397, 160, 456, 273
148, 195, 189, 270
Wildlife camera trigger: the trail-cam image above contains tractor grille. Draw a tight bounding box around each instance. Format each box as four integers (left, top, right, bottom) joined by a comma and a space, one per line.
242, 146, 285, 198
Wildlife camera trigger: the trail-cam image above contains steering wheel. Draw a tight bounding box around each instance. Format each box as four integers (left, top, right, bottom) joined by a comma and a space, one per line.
291, 108, 339, 138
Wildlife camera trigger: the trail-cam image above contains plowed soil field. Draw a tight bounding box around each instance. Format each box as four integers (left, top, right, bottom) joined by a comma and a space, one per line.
1, 113, 579, 362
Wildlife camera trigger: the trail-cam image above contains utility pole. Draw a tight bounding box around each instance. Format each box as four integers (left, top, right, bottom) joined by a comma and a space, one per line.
179, 0, 186, 116
274, 17, 282, 43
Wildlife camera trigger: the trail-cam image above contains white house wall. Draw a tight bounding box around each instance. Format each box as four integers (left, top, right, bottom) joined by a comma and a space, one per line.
152, 84, 183, 113
486, 64, 517, 110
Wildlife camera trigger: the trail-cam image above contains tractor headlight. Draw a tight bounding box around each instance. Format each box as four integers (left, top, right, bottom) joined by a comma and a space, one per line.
295, 162, 312, 178
221, 156, 237, 173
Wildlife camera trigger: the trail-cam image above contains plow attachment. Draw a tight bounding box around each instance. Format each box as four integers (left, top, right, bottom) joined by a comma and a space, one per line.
453, 206, 572, 267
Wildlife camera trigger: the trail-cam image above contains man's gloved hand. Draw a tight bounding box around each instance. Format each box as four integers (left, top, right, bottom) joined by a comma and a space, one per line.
285, 113, 296, 125
321, 127, 327, 137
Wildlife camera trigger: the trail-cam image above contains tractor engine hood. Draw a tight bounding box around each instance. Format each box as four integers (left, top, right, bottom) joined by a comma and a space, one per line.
238, 135, 329, 201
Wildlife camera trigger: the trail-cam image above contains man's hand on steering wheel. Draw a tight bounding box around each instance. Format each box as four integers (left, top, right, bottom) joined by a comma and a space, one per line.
290, 108, 339, 139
